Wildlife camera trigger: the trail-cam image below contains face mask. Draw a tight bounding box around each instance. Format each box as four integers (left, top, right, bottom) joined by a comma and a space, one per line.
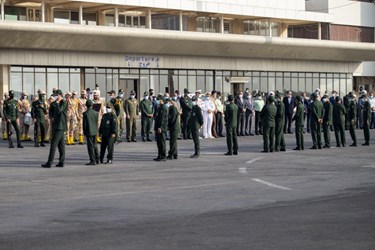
164, 103, 170, 108
108, 95, 113, 100
155, 100, 160, 106
239, 95, 243, 99
144, 96, 149, 100
106, 108, 111, 113
348, 98, 353, 102
130, 95, 135, 99
23, 96, 27, 99
370, 96, 374, 99
178, 94, 182, 98
119, 94, 124, 98
172, 96, 177, 101
192, 101, 196, 106
322, 98, 327, 103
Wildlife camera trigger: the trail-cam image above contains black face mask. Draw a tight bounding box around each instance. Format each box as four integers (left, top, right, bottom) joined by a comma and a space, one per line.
9, 94, 14, 99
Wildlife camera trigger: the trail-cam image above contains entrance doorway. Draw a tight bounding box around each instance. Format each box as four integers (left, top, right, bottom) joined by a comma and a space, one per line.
231, 82, 244, 96
119, 79, 140, 99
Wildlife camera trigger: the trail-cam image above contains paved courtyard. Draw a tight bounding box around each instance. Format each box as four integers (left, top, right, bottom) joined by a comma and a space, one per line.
0, 127, 375, 249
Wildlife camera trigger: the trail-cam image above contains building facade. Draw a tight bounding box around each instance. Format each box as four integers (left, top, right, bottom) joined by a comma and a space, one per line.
0, 0, 375, 100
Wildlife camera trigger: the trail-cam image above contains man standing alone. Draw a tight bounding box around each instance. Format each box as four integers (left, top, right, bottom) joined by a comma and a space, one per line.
260, 96, 277, 153
224, 95, 238, 155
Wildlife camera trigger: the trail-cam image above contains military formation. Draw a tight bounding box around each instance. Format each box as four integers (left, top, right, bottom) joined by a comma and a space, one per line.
0, 86, 374, 167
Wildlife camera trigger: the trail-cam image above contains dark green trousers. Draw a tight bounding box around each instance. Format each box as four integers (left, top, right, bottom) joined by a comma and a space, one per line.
334, 122, 346, 146
7, 120, 21, 145
363, 120, 370, 144
35, 120, 46, 143
263, 126, 275, 152
322, 124, 331, 147
126, 116, 137, 140
141, 116, 153, 140
295, 126, 304, 149
275, 121, 285, 150
181, 113, 191, 139
156, 131, 166, 159
168, 129, 179, 157
191, 127, 200, 155
310, 120, 322, 147
226, 126, 238, 154
349, 120, 357, 144
86, 135, 99, 163
47, 130, 65, 165
100, 136, 115, 161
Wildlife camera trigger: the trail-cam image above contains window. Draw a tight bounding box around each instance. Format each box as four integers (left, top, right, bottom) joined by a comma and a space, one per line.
105, 14, 115, 26
196, 17, 219, 33
5, 7, 26, 21
54, 10, 70, 24
244, 20, 279, 36
83, 12, 97, 25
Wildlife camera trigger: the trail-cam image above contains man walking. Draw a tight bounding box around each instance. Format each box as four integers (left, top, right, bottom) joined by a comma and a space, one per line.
83, 100, 99, 165
224, 95, 238, 155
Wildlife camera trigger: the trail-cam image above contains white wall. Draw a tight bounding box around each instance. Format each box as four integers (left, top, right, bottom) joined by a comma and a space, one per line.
354, 62, 375, 77
305, 0, 329, 13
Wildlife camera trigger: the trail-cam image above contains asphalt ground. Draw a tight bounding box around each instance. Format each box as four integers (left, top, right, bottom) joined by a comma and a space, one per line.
0, 126, 375, 249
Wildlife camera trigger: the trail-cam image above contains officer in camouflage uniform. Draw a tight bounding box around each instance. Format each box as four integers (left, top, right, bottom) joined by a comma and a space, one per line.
140, 91, 154, 142
99, 103, 118, 164
189, 96, 203, 158
347, 92, 357, 147
154, 94, 168, 161
332, 96, 346, 147
275, 93, 286, 152
83, 100, 99, 165
260, 96, 277, 153
18, 91, 31, 141
293, 95, 305, 150
310, 92, 323, 149
224, 95, 239, 155
1, 92, 9, 140
322, 95, 333, 148
3, 90, 23, 148
31, 90, 47, 147
167, 98, 180, 159
124, 90, 139, 142
77, 90, 87, 144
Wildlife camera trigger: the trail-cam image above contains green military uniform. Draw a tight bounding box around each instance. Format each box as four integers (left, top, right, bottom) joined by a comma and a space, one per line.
43, 92, 68, 167
140, 96, 154, 142
322, 101, 333, 148
343, 95, 350, 130
260, 97, 277, 152
310, 97, 324, 149
154, 98, 168, 161
124, 95, 139, 142
31, 97, 47, 147
180, 94, 193, 139
333, 102, 346, 147
348, 97, 357, 146
224, 101, 239, 155
3, 94, 22, 148
189, 99, 203, 157
83, 101, 99, 165
362, 99, 371, 145
167, 104, 181, 159
99, 111, 118, 163
293, 99, 305, 150
275, 97, 286, 151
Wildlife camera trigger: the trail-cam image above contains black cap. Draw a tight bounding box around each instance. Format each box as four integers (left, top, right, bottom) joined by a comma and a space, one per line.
108, 90, 115, 94
118, 89, 124, 94
228, 95, 234, 102
184, 88, 189, 94
295, 95, 301, 102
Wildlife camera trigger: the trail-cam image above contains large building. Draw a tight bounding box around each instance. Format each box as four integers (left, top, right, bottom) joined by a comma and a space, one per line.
0, 0, 375, 100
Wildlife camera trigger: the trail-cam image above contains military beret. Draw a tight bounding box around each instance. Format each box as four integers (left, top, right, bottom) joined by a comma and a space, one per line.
157, 94, 164, 100
86, 99, 93, 107
56, 89, 63, 96
295, 95, 301, 102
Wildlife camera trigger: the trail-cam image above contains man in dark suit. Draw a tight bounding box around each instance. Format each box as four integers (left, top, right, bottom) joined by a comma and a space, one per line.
283, 90, 295, 134
235, 91, 245, 136
301, 92, 310, 133
83, 100, 99, 165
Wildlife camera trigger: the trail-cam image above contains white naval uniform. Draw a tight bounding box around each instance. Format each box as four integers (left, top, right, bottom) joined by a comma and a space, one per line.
202, 99, 215, 139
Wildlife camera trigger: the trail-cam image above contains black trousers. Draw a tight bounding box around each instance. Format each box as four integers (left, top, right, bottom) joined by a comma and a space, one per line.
100, 136, 115, 161
237, 111, 245, 135
181, 113, 191, 139
284, 112, 293, 133
215, 112, 224, 136
156, 130, 166, 159
255, 111, 262, 134
86, 135, 99, 163
34, 121, 45, 144
334, 123, 346, 146
191, 127, 200, 156
7, 120, 21, 145
244, 112, 252, 135
47, 130, 65, 165
168, 129, 178, 157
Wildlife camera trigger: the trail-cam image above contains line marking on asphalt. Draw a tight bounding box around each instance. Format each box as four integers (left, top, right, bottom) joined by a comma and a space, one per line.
246, 157, 263, 164
241, 157, 263, 174
362, 165, 375, 168
251, 178, 292, 191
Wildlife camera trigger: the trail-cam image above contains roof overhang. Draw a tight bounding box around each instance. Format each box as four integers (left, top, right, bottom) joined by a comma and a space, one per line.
0, 21, 375, 62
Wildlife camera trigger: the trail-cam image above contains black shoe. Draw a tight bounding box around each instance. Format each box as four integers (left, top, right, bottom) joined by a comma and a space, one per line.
318, 145, 322, 149
166, 138, 170, 140
250, 133, 255, 136
173, 155, 178, 159
34, 144, 39, 148
323, 145, 330, 149
153, 157, 161, 161
85, 161, 96, 166
224, 152, 233, 156
245, 133, 249, 136
142, 138, 146, 142
336, 144, 341, 148
293, 147, 301, 151
147, 139, 153, 142
100, 160, 104, 164
127, 139, 131, 142
177, 137, 182, 140
349, 143, 357, 147
9, 144, 15, 148
187, 137, 192, 139
255, 132, 259, 135
362, 143, 370, 146
96, 160, 100, 164
280, 148, 286, 152
233, 152, 238, 155
310, 146, 317, 149
288, 131, 293, 134
158, 158, 166, 162
41, 163, 51, 168
167, 156, 174, 160
40, 143, 45, 147
301, 146, 304, 150
190, 154, 198, 158
261, 150, 269, 153
105, 160, 113, 164
342, 144, 346, 147
240, 133, 245, 136
17, 144, 24, 148
274, 149, 279, 152
55, 163, 64, 167
270, 149, 274, 152
131, 139, 137, 142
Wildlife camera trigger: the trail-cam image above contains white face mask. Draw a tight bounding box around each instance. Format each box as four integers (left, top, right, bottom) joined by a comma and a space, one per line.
106, 108, 111, 113
239, 95, 243, 99
130, 95, 135, 99
119, 94, 124, 98
144, 96, 149, 100
172, 96, 177, 101
192, 101, 196, 106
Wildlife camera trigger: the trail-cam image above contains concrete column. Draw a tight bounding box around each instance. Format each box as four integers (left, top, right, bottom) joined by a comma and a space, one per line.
147, 10, 152, 29
79, 5, 83, 25
115, 7, 119, 27
269, 19, 272, 37
220, 15, 224, 34
1, 0, 5, 20
0, 65, 10, 99
318, 22, 322, 40
41, 1, 45, 22
179, 11, 183, 31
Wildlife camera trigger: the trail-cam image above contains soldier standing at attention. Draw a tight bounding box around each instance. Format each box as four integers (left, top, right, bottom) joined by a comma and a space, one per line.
83, 100, 99, 165
42, 90, 67, 168
113, 89, 125, 143
275, 93, 286, 152
322, 95, 333, 148
293, 96, 305, 150
347, 92, 358, 147
180, 88, 193, 140
99, 103, 118, 164
260, 96, 277, 153
18, 91, 31, 141
310, 92, 324, 149
3, 90, 23, 148
31, 90, 47, 147
92, 90, 105, 143
224, 95, 239, 156
1, 92, 9, 140
124, 90, 139, 142
189, 96, 204, 158
154, 94, 168, 161
362, 93, 371, 146
65, 92, 77, 145
140, 91, 154, 142
77, 90, 87, 145
333, 96, 346, 147
167, 99, 180, 160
